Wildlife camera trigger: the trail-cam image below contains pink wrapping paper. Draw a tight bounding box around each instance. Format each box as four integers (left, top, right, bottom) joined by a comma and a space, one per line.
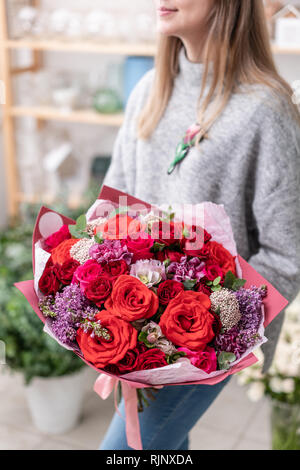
14, 185, 289, 450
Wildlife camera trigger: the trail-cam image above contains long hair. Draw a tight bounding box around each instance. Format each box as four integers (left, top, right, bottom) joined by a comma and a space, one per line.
138, 0, 299, 142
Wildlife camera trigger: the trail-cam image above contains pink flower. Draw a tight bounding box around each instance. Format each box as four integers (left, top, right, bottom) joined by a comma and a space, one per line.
72, 259, 104, 291
45, 224, 71, 250
183, 123, 201, 145
178, 346, 217, 373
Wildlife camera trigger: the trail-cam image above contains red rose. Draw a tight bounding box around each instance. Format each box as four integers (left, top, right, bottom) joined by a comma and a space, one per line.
72, 259, 104, 291
126, 234, 154, 263
157, 280, 184, 305
45, 224, 71, 250
136, 348, 168, 371
196, 282, 211, 296
159, 290, 216, 351
104, 275, 159, 321
206, 241, 237, 276
94, 214, 142, 240
57, 259, 80, 285
182, 225, 211, 256
151, 221, 185, 246
84, 276, 112, 307
51, 239, 78, 265
102, 259, 129, 282
109, 342, 148, 374
155, 249, 184, 263
76, 311, 138, 369
38, 267, 60, 295
203, 264, 224, 282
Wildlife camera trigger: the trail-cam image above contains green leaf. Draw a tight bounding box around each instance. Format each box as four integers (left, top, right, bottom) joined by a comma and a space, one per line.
211, 285, 222, 292
224, 270, 246, 291
218, 351, 236, 370
94, 233, 103, 244
69, 225, 82, 239
213, 276, 221, 286
151, 242, 166, 253
206, 281, 213, 286
183, 279, 197, 290
76, 215, 86, 231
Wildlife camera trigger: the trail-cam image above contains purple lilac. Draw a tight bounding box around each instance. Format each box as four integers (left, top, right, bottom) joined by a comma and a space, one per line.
167, 256, 205, 283
40, 284, 98, 347
214, 285, 267, 359
89, 239, 133, 265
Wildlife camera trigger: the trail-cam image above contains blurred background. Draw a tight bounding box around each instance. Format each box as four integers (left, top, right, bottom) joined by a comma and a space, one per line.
0, 0, 300, 451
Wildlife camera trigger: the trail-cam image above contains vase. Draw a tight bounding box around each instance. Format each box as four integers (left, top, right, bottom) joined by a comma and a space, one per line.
271, 400, 300, 450
25, 368, 87, 435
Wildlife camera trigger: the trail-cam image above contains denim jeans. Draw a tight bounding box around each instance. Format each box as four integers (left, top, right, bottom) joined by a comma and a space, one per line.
99, 376, 231, 450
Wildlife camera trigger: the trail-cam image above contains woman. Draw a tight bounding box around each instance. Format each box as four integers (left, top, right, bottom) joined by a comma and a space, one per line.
100, 0, 300, 450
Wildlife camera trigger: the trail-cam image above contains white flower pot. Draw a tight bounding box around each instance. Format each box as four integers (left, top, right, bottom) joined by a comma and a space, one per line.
25, 368, 87, 435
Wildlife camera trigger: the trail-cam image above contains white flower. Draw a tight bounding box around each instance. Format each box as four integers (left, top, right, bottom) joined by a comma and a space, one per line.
269, 377, 284, 394
130, 259, 166, 287
281, 379, 295, 394
247, 382, 265, 402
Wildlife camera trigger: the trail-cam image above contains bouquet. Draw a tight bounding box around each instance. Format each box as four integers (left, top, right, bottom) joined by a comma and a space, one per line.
16, 185, 289, 449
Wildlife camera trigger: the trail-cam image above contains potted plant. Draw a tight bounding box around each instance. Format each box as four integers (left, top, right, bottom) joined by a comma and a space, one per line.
0, 210, 90, 434
237, 295, 300, 450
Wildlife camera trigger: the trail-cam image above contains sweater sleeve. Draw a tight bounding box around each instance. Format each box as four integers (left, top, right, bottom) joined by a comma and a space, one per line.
247, 99, 300, 370
102, 68, 155, 194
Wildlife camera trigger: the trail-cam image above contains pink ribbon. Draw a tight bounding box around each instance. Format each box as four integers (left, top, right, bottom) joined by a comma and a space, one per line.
94, 374, 154, 450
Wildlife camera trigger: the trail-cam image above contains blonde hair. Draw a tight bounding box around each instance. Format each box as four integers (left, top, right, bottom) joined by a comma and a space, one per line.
138, 0, 299, 142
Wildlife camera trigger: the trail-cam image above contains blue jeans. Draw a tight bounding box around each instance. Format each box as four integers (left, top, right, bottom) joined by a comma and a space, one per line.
99, 376, 231, 450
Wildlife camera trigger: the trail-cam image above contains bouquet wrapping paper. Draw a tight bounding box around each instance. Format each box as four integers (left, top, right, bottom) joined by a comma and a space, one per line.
15, 185, 289, 450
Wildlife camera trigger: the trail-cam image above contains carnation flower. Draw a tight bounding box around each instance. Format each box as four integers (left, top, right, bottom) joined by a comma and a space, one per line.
130, 259, 166, 287
89, 239, 132, 265
167, 256, 205, 283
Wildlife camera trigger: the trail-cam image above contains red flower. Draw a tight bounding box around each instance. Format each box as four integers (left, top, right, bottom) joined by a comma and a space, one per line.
196, 281, 211, 296
106, 342, 148, 375
206, 241, 237, 276
136, 348, 168, 371
151, 221, 185, 246
57, 259, 80, 285
182, 225, 212, 256
157, 280, 184, 306
104, 275, 159, 321
101, 259, 129, 282
155, 249, 184, 263
76, 311, 138, 369
45, 224, 71, 250
203, 264, 224, 282
38, 267, 60, 295
51, 239, 78, 265
94, 214, 142, 240
84, 276, 113, 307
159, 290, 215, 351
126, 234, 154, 262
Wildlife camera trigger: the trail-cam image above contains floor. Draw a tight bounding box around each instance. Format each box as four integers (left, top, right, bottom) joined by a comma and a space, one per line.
0, 366, 271, 450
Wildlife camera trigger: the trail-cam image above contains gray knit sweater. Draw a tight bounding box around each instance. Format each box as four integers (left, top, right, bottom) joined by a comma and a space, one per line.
103, 46, 300, 372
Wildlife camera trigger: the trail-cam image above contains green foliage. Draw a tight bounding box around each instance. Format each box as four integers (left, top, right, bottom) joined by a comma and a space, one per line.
218, 351, 236, 370
68, 214, 90, 239
223, 270, 246, 291
0, 191, 100, 384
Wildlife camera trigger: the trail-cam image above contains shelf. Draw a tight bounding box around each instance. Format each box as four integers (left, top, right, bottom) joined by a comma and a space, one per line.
9, 106, 124, 126
5, 38, 300, 55
4, 38, 157, 56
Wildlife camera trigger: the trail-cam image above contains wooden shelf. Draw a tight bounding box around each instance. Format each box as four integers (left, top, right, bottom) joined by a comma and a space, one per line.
5, 38, 157, 56
9, 106, 124, 126
5, 37, 300, 55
